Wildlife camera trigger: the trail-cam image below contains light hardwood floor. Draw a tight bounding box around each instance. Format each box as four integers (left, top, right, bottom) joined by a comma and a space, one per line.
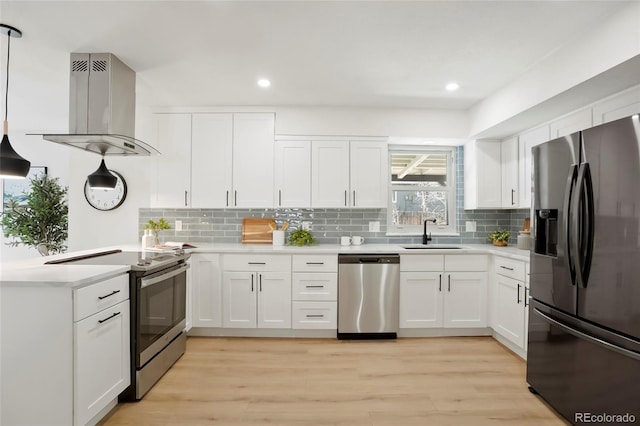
103, 336, 566, 425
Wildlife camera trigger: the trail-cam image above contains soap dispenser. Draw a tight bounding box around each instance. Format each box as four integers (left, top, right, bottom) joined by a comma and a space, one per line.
142, 230, 154, 249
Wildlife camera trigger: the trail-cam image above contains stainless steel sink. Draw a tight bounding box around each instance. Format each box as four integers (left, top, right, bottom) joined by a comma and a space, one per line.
401, 245, 462, 250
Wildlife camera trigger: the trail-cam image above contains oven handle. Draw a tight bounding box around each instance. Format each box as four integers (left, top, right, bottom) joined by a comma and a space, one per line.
140, 264, 190, 289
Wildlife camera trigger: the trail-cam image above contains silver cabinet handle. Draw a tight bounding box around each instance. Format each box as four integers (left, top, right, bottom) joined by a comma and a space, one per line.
500, 265, 514, 271
248, 262, 266, 265
98, 289, 120, 300
98, 311, 120, 324
306, 262, 324, 265
184, 190, 188, 207
306, 314, 324, 318
438, 274, 442, 292
226, 190, 229, 207
511, 189, 515, 205
448, 275, 451, 292
353, 190, 356, 206
259, 274, 262, 292
344, 190, 347, 206
517, 283, 521, 304
251, 274, 254, 292
234, 190, 237, 206
305, 285, 324, 288
279, 190, 282, 206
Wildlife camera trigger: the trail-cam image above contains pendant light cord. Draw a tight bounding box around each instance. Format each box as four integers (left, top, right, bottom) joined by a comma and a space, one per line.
4, 29, 10, 122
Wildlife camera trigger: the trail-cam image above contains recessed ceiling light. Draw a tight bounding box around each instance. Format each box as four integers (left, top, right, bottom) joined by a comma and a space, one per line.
445, 82, 459, 91
257, 79, 271, 88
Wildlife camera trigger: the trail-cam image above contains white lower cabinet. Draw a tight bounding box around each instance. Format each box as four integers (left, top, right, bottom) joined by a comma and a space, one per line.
74, 300, 130, 426
291, 255, 338, 329
0, 273, 130, 426
190, 253, 222, 328
400, 255, 488, 329
222, 255, 292, 329
492, 256, 529, 352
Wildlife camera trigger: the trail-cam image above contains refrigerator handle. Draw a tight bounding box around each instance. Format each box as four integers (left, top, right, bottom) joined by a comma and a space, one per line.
534, 308, 640, 361
572, 163, 595, 289
563, 165, 578, 286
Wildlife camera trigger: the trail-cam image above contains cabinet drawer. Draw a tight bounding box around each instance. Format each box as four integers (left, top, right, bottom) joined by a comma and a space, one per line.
223, 254, 291, 271
494, 256, 526, 281
292, 301, 337, 329
292, 255, 337, 272
400, 255, 444, 272
292, 273, 337, 301
445, 255, 488, 272
74, 274, 129, 321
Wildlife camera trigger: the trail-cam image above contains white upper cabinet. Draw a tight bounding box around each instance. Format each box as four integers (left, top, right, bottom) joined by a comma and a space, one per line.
518, 125, 550, 208
311, 141, 350, 208
152, 114, 192, 208
549, 108, 592, 138
274, 140, 311, 208
464, 139, 502, 209
592, 85, 640, 125
350, 141, 388, 208
232, 113, 275, 208
501, 137, 519, 208
191, 114, 233, 208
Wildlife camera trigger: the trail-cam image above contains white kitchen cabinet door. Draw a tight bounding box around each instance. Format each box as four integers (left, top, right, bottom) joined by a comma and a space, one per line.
494, 274, 526, 348
518, 125, 550, 208
191, 113, 233, 208
274, 140, 311, 208
152, 113, 192, 207
232, 113, 275, 208
190, 253, 222, 328
311, 140, 350, 208
399, 272, 444, 328
592, 86, 640, 125
257, 272, 292, 328
350, 141, 388, 207
501, 137, 519, 208
549, 108, 592, 139
74, 300, 130, 426
222, 272, 257, 328
443, 272, 487, 328
464, 139, 502, 209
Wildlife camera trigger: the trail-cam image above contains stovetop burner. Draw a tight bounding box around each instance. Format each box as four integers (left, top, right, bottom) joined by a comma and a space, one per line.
45, 249, 189, 272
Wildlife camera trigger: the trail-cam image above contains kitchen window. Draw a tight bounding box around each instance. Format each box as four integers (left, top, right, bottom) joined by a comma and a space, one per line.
387, 146, 457, 236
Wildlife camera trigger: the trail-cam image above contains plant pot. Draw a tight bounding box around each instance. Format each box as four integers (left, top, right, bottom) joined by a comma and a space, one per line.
492, 241, 508, 247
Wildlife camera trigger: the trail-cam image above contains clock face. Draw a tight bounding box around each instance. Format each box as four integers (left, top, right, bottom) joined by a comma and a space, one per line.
84, 170, 128, 211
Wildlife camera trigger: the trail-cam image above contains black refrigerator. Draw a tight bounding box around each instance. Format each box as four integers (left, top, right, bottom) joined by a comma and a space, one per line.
527, 114, 640, 424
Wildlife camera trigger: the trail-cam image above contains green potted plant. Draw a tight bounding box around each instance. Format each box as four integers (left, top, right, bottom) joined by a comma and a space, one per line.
488, 228, 511, 247
144, 217, 171, 245
287, 229, 317, 246
1, 174, 69, 256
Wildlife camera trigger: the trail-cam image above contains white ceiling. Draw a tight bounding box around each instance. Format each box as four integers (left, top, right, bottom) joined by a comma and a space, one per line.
0, 0, 633, 110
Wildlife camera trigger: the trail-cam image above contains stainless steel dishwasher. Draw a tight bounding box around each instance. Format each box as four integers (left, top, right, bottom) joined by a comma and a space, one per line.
337, 254, 400, 339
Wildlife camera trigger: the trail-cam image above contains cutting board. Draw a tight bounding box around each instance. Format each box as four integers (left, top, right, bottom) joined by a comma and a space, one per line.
242, 218, 276, 244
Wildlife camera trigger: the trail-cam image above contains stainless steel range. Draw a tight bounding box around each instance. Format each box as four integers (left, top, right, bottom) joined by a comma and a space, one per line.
46, 249, 190, 400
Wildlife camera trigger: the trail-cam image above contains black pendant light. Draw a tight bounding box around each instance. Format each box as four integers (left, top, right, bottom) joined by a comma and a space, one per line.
0, 23, 30, 179
87, 157, 117, 189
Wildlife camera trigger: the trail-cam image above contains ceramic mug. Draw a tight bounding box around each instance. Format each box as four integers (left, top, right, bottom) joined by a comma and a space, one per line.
352, 236, 365, 245
340, 236, 351, 246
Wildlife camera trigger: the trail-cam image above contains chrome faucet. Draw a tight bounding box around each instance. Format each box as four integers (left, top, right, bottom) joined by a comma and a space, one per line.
423, 218, 437, 245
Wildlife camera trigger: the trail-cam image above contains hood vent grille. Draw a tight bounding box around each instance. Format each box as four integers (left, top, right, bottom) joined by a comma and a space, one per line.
72, 60, 87, 72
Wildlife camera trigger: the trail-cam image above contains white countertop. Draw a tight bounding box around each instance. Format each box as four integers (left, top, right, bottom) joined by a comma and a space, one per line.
0, 243, 529, 288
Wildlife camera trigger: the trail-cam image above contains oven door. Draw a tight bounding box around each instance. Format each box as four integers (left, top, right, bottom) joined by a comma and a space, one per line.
137, 263, 188, 367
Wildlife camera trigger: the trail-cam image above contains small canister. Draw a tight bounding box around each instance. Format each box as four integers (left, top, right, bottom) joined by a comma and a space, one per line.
517, 231, 531, 250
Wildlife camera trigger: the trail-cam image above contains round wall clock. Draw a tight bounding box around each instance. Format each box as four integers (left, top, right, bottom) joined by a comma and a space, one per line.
84, 170, 128, 211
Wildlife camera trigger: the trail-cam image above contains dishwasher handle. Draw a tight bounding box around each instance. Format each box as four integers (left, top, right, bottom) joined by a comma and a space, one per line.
338, 254, 400, 264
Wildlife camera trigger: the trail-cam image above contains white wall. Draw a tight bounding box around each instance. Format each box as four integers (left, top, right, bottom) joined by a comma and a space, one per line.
468, 1, 640, 139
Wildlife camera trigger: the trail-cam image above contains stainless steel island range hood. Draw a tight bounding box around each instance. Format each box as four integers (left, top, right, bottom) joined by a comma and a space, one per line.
36, 53, 159, 156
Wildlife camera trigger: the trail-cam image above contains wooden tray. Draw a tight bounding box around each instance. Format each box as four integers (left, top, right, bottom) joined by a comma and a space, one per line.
242, 218, 276, 244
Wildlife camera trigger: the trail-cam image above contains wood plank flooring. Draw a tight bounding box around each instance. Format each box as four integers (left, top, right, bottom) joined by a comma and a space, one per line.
102, 337, 566, 425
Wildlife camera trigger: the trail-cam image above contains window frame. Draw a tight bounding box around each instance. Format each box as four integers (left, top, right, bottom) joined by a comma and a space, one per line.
386, 145, 458, 236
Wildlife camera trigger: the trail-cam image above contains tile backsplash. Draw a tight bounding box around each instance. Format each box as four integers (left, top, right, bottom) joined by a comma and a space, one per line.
139, 207, 529, 245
